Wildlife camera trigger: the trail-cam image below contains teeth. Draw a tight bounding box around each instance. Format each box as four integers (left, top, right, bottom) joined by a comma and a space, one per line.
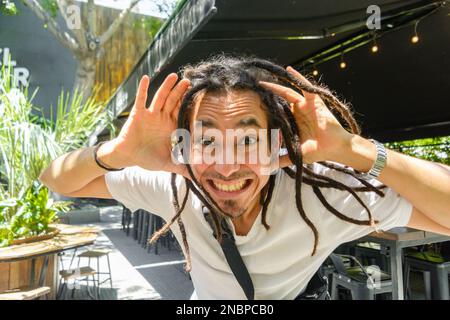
213, 180, 246, 192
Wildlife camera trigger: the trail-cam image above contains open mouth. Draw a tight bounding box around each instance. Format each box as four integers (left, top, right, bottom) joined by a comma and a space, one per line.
206, 179, 253, 196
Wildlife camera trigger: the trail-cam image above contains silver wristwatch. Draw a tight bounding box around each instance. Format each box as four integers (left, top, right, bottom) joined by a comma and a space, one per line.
354, 139, 387, 180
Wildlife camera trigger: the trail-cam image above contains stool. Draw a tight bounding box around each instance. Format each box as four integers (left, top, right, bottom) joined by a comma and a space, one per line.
58, 267, 97, 299
404, 252, 450, 300
329, 253, 393, 300
77, 248, 113, 299
57, 249, 97, 300
0, 286, 51, 300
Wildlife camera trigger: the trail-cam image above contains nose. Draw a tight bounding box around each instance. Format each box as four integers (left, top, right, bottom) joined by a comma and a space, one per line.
214, 163, 241, 178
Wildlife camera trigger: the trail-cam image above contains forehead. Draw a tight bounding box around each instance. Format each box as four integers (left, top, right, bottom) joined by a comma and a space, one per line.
191, 89, 267, 129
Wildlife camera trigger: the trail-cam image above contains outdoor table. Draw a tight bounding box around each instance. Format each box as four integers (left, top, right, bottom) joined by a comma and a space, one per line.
357, 227, 450, 300
0, 224, 99, 299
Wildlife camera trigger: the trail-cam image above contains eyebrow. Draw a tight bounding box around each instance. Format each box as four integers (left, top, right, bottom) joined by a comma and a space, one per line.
195, 117, 263, 129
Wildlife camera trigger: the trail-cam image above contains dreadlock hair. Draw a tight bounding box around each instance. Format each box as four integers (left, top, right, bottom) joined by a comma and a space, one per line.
148, 54, 387, 272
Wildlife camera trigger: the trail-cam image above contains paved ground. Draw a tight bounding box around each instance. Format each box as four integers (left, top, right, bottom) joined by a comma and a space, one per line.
59, 206, 194, 300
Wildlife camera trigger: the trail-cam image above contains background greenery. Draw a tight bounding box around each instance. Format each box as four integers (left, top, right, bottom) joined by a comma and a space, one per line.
386, 136, 450, 165
0, 62, 113, 247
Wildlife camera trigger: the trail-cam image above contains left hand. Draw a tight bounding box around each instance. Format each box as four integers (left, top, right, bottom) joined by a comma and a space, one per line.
259, 66, 353, 166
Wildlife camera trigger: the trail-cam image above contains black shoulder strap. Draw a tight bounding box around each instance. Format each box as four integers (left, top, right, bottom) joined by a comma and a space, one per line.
202, 206, 255, 300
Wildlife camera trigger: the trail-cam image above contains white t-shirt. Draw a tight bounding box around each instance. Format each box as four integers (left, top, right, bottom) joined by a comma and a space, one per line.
105, 162, 412, 300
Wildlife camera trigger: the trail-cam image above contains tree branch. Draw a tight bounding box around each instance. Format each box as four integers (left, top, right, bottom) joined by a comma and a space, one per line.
87, 0, 95, 36
99, 0, 141, 46
56, 0, 87, 50
23, 0, 79, 52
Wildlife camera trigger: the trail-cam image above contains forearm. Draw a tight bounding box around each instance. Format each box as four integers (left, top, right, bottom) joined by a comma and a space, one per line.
39, 140, 122, 195
333, 134, 450, 228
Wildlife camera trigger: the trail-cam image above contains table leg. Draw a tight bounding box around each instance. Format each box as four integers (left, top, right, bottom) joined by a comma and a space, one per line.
389, 244, 404, 300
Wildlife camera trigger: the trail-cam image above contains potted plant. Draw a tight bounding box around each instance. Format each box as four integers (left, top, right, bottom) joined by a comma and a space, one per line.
0, 62, 113, 247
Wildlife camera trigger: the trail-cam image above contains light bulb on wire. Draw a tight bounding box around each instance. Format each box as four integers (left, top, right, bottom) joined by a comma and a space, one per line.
411, 20, 420, 44
371, 34, 379, 53
339, 52, 347, 69
312, 69, 319, 76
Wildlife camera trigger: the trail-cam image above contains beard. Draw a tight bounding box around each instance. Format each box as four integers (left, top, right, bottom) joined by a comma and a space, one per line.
217, 199, 248, 219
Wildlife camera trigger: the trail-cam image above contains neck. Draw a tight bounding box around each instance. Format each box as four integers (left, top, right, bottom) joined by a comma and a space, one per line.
231, 195, 262, 236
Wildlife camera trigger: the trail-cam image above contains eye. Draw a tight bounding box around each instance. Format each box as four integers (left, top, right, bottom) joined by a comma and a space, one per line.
239, 136, 258, 146
200, 136, 215, 146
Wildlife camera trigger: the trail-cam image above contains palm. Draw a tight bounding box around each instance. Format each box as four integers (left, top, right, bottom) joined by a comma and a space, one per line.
293, 95, 347, 163
261, 67, 351, 165
113, 74, 190, 174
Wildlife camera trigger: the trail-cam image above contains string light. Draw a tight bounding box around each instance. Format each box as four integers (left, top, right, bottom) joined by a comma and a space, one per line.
312, 69, 319, 76
371, 34, 379, 53
411, 20, 420, 44
339, 51, 346, 69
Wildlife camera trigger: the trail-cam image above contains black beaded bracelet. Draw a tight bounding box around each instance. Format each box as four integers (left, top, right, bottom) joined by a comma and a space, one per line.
93, 142, 124, 171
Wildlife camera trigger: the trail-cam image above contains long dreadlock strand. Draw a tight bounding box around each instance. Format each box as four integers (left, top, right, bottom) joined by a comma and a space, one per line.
317, 161, 387, 196
260, 174, 276, 230
312, 186, 379, 226
148, 174, 189, 243
303, 166, 375, 224
244, 59, 361, 135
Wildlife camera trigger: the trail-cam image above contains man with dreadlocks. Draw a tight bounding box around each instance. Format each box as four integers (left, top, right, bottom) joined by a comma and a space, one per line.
40, 55, 450, 300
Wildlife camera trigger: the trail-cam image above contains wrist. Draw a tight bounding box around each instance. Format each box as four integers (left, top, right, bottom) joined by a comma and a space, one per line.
96, 139, 132, 169
328, 134, 377, 173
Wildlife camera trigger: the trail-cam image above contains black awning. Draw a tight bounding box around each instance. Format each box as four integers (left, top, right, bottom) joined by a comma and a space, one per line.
98, 0, 450, 143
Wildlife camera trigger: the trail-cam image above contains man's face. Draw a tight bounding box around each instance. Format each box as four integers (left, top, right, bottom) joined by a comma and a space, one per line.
189, 89, 274, 218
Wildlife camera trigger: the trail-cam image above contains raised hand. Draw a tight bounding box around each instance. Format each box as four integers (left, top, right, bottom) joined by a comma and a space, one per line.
107, 74, 190, 176
260, 66, 352, 166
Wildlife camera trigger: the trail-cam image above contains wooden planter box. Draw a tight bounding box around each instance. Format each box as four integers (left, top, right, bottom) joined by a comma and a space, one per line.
0, 255, 58, 299
11, 228, 60, 246
0, 224, 99, 300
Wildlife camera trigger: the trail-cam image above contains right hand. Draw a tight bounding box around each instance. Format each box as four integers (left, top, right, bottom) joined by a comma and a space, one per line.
102, 74, 190, 176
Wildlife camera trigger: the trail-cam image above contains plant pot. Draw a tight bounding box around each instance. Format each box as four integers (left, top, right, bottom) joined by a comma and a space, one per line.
11, 227, 60, 245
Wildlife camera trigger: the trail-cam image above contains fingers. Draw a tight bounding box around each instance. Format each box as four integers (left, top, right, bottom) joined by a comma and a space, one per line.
171, 99, 182, 121
164, 78, 191, 114
133, 75, 150, 111
148, 73, 179, 112
286, 66, 316, 101
259, 81, 305, 105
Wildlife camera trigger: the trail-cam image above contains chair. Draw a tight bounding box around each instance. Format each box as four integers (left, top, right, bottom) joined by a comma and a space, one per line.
57, 250, 98, 300
121, 206, 132, 236
146, 213, 179, 254
354, 242, 389, 272
132, 210, 140, 240
77, 248, 113, 299
147, 213, 163, 254
330, 253, 393, 300
404, 251, 450, 300
0, 286, 51, 300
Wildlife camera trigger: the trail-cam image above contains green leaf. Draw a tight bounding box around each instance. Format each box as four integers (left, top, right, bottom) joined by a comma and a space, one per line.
0, 0, 18, 16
